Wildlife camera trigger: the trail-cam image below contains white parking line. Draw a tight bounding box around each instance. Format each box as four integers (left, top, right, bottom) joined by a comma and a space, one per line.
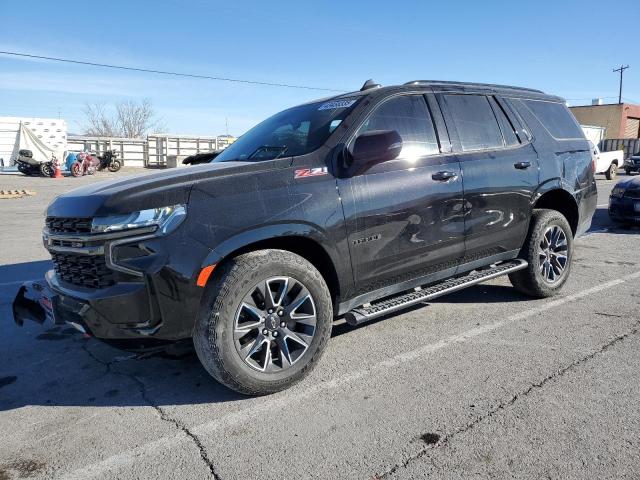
0, 280, 27, 288
59, 268, 640, 480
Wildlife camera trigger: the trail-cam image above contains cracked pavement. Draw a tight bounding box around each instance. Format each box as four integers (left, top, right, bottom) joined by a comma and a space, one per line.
1, 172, 640, 479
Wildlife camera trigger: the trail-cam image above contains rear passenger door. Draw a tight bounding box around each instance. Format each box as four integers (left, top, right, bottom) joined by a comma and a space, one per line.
338, 93, 466, 296
438, 93, 539, 261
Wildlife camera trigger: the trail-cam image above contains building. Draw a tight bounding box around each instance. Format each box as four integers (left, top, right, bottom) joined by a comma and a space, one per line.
570, 103, 640, 139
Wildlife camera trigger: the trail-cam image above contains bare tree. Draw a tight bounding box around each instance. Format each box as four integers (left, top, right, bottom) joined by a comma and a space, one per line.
82, 99, 165, 138
83, 103, 118, 137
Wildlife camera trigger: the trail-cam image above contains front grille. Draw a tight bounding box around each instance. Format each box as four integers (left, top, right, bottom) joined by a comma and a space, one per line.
46, 217, 92, 234
51, 252, 115, 289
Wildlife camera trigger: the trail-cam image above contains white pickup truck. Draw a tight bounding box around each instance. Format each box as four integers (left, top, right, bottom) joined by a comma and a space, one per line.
589, 142, 624, 180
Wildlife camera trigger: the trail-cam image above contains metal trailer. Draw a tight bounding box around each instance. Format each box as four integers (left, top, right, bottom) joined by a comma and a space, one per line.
601, 138, 640, 160
67, 136, 147, 167
67, 134, 228, 167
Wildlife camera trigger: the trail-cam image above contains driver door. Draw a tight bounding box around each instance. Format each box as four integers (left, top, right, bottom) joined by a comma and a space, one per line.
337, 94, 466, 296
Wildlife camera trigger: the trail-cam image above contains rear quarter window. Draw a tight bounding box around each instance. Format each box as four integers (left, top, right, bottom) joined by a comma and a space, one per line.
522, 100, 584, 140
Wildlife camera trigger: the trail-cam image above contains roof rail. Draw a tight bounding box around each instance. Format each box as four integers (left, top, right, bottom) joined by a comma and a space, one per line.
403, 80, 544, 94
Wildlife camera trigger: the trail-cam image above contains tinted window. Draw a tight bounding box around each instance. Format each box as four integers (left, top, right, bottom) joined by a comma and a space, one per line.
355, 95, 439, 159
444, 94, 504, 151
215, 97, 360, 162
523, 100, 584, 139
489, 97, 520, 147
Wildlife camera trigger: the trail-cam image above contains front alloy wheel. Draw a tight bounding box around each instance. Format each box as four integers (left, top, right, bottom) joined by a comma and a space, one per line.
234, 277, 317, 372
194, 249, 332, 395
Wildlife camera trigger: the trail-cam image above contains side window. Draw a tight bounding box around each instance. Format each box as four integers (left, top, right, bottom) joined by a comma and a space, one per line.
522, 100, 584, 139
444, 94, 504, 151
355, 95, 439, 159
489, 97, 520, 147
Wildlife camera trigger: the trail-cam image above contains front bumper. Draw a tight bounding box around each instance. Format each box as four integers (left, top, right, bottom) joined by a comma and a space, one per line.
13, 241, 208, 345
14, 270, 159, 338
624, 159, 640, 172
609, 196, 640, 223
13, 281, 58, 327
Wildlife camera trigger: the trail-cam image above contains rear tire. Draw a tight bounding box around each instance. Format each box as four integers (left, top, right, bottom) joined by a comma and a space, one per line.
626, 168, 632, 175
605, 163, 617, 180
193, 249, 333, 395
509, 209, 573, 298
40, 162, 53, 177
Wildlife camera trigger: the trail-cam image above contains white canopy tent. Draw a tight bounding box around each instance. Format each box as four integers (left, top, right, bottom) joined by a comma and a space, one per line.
0, 117, 67, 165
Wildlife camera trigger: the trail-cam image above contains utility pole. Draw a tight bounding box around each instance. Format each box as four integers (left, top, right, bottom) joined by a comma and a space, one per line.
613, 65, 629, 104
225, 117, 229, 136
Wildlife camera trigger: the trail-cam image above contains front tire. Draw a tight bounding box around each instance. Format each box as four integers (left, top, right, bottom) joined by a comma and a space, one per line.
194, 249, 333, 395
509, 209, 573, 298
108, 159, 122, 172
605, 163, 617, 180
71, 162, 82, 177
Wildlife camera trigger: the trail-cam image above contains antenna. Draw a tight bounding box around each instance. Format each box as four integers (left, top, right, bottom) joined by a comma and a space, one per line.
360, 79, 380, 91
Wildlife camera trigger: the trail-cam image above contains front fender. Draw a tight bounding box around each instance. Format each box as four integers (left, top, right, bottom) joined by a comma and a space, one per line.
195, 223, 349, 294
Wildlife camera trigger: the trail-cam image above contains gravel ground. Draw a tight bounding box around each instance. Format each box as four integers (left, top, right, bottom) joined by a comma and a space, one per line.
0, 170, 638, 480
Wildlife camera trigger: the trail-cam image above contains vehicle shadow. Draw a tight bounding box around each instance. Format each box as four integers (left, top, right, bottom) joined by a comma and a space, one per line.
588, 207, 640, 235
0, 260, 52, 304
0, 313, 245, 412
0, 259, 246, 412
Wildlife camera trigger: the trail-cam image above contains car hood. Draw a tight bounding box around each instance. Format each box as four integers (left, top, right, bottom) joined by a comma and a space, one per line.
613, 175, 640, 190
47, 162, 257, 217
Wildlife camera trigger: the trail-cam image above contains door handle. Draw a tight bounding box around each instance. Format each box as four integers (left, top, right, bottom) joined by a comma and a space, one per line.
514, 161, 532, 169
432, 171, 458, 181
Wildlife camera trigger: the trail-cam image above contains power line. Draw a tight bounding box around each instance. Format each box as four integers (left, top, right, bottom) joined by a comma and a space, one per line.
0, 50, 347, 93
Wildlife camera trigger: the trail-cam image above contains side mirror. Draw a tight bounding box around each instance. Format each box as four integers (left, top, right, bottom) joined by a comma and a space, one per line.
349, 130, 402, 174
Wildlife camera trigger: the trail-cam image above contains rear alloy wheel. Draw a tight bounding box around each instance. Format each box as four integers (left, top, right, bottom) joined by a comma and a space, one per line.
509, 209, 573, 298
40, 162, 53, 177
605, 163, 617, 180
194, 249, 332, 395
537, 225, 568, 283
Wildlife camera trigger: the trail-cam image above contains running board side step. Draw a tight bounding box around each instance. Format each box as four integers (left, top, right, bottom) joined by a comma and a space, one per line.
344, 259, 528, 326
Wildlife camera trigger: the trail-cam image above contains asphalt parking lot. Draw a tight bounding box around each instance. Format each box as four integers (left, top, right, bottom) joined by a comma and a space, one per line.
0, 170, 639, 479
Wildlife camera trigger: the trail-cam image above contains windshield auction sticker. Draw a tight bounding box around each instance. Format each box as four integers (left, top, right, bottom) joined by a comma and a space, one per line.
318, 98, 357, 111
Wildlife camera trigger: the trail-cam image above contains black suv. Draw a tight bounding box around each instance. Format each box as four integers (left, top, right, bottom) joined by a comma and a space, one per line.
14, 80, 597, 395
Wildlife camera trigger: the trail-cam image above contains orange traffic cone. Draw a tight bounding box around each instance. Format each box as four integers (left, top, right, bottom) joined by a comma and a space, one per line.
53, 156, 63, 178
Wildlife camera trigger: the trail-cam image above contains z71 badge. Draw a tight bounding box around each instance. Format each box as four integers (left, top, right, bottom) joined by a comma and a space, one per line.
294, 167, 328, 179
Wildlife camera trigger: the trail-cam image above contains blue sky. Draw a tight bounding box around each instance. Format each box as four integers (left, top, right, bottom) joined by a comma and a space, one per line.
1, 0, 639, 136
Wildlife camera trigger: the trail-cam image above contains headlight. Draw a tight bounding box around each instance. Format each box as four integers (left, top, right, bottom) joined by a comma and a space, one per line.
611, 186, 625, 198
91, 205, 187, 234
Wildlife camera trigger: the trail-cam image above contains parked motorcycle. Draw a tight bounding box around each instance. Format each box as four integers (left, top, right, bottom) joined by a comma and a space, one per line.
15, 149, 54, 177
97, 150, 122, 172
70, 151, 100, 177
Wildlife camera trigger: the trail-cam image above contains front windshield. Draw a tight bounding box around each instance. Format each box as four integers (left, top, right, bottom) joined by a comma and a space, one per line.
214, 97, 361, 162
